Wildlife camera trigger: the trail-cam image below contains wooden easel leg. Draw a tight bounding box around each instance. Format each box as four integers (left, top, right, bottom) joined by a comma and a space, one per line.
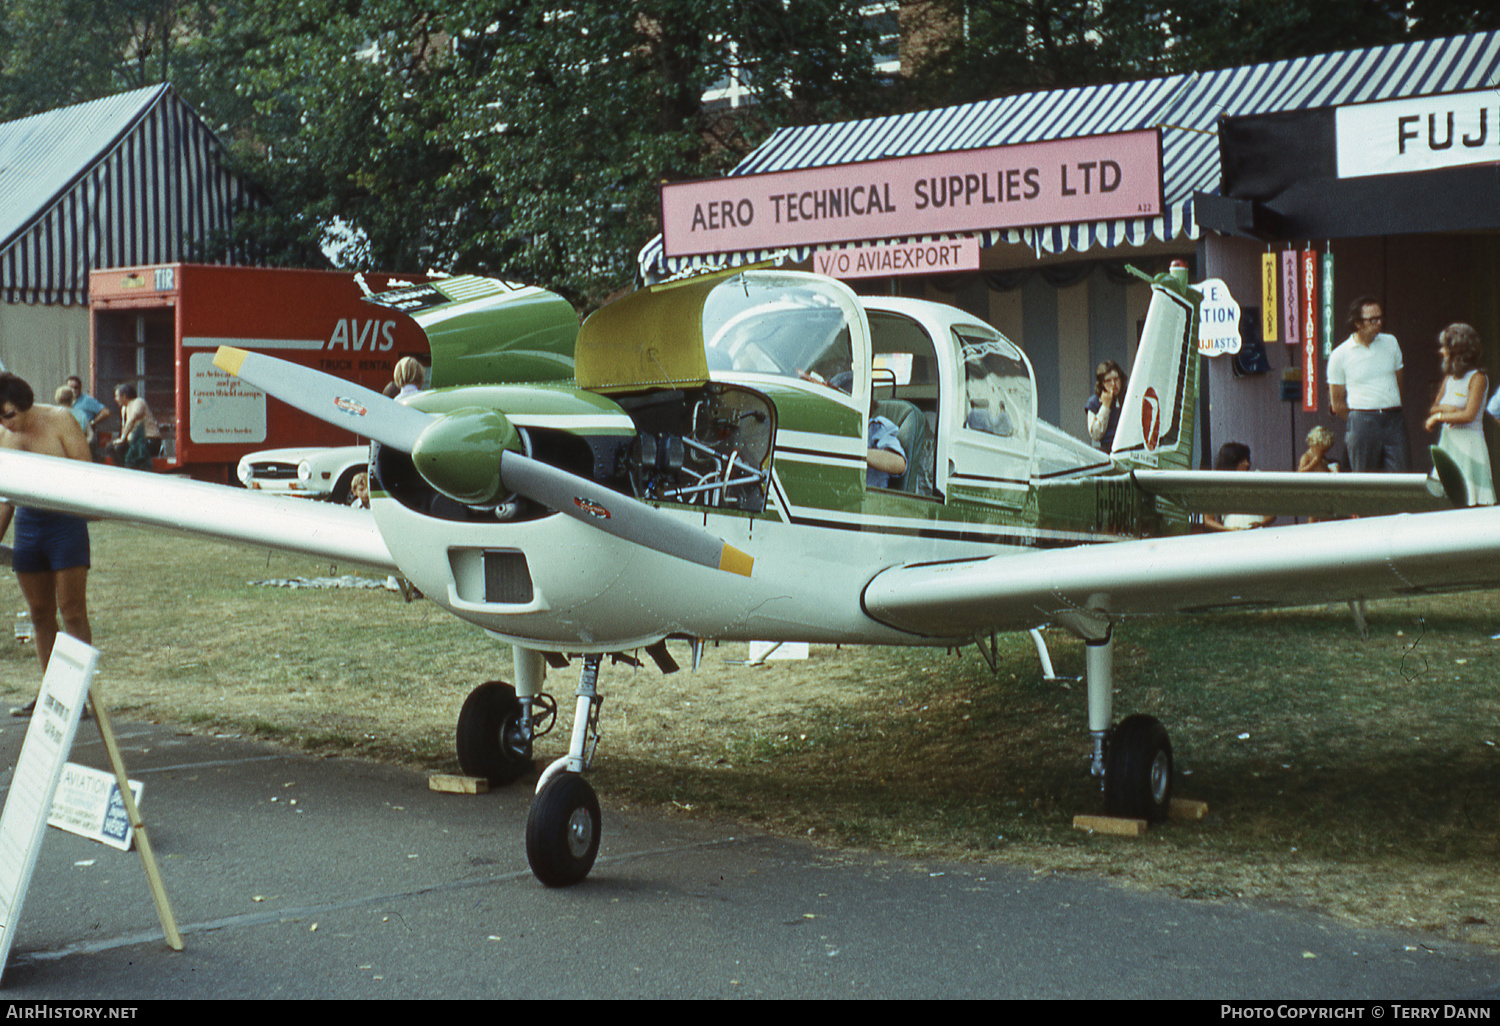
87, 694, 183, 951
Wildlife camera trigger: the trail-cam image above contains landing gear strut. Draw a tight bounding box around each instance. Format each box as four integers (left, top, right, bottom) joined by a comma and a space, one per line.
526, 653, 605, 887
455, 649, 556, 785
1080, 627, 1174, 824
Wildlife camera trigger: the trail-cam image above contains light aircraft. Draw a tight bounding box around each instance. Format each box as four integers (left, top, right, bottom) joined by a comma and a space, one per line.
4, 264, 1498, 888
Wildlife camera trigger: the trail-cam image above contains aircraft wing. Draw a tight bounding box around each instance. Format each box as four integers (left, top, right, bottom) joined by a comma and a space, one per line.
862, 507, 1500, 639
1130, 469, 1449, 517
0, 451, 397, 572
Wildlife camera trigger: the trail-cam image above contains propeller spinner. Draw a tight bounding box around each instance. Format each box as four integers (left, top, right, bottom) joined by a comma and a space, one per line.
214, 347, 754, 577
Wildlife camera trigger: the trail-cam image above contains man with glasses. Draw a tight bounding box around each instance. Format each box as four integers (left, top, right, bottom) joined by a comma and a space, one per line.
1327, 296, 1408, 473
0, 373, 93, 716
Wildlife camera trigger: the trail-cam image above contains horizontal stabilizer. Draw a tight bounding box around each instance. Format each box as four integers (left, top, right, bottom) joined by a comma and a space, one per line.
1132, 469, 1450, 517
361, 276, 578, 387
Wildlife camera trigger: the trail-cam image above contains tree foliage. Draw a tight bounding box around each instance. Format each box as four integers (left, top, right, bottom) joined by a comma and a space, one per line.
892, 1, 1500, 109
0, 0, 217, 120
182, 0, 879, 306
4, 2, 1500, 305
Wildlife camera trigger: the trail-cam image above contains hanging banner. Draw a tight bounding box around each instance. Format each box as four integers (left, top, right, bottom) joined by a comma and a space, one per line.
1280, 250, 1300, 347
1321, 251, 1336, 358
1261, 252, 1278, 342
1301, 249, 1319, 411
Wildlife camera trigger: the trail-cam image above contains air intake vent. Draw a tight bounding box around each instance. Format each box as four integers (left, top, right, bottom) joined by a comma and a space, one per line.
483, 550, 534, 604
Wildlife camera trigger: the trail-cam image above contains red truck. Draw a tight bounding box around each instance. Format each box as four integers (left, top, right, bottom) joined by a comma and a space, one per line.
88, 264, 430, 483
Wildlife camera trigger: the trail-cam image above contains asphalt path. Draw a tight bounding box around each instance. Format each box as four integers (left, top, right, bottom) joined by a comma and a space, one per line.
0, 718, 1495, 1001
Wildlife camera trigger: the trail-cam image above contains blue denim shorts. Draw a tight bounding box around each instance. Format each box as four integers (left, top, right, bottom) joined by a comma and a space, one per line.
12, 508, 91, 573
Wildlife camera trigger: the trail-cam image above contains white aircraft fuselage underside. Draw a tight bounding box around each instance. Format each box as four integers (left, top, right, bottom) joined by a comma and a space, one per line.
373, 492, 1008, 652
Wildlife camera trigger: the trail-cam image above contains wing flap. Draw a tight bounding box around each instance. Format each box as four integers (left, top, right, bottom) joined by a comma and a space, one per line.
863, 509, 1500, 639
0, 451, 397, 572
1131, 469, 1450, 517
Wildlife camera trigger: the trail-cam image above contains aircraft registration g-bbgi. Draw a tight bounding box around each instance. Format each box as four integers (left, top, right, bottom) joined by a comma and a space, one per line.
5, 264, 1500, 887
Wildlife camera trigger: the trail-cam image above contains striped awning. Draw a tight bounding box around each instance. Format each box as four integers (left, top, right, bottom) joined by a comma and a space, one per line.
0, 84, 263, 306
640, 30, 1500, 281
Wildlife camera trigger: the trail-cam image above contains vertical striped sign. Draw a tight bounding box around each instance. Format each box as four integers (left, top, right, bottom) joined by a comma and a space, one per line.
1301, 249, 1318, 411
1280, 250, 1300, 347
1261, 252, 1278, 342
1321, 251, 1336, 358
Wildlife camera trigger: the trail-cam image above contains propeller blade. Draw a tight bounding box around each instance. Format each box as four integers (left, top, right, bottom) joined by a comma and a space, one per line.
214, 346, 435, 451
499, 451, 754, 577
213, 346, 753, 576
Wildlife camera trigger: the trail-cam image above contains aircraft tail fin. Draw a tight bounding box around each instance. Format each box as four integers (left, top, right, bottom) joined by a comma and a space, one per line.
1109, 262, 1199, 471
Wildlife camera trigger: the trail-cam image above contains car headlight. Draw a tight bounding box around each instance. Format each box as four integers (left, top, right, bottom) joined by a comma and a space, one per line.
298, 460, 312, 482
237, 462, 253, 485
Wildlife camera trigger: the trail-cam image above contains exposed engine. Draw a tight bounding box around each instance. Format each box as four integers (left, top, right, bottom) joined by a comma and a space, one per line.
617, 382, 774, 513
374, 382, 775, 522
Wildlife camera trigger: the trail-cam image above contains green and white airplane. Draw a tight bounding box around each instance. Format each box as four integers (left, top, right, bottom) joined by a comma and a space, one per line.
3, 264, 1494, 887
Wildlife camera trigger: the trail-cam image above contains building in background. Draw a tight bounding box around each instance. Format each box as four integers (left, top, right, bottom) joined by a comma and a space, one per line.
0, 84, 262, 408
642, 31, 1500, 473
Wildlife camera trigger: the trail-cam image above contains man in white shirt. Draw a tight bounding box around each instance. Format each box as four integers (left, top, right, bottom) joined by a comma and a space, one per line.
1327, 297, 1408, 472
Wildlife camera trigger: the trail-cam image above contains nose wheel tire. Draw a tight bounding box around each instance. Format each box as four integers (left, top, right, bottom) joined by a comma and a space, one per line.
526, 773, 601, 887
456, 681, 533, 785
1103, 714, 1173, 823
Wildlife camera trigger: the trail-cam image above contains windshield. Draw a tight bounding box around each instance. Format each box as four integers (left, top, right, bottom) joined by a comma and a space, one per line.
703, 274, 854, 388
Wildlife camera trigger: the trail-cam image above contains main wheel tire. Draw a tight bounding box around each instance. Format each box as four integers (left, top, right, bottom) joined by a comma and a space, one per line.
1103, 714, 1173, 823
455, 681, 533, 785
526, 773, 601, 888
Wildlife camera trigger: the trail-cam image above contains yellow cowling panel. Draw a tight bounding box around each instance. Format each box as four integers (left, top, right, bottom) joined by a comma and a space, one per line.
573, 270, 739, 392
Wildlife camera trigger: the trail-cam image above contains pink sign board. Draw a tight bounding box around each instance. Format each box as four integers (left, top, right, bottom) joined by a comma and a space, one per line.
1280, 249, 1300, 347
661, 129, 1163, 258
813, 238, 980, 279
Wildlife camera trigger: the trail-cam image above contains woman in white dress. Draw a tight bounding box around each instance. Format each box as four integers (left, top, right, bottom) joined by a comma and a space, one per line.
1425, 322, 1495, 506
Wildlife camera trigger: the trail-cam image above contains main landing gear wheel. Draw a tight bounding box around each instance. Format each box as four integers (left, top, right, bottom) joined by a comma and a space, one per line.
1103, 714, 1173, 823
456, 681, 533, 785
526, 773, 601, 887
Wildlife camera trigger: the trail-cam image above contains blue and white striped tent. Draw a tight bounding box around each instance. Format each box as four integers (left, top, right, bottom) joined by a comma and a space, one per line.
639, 31, 1500, 282
0, 83, 261, 307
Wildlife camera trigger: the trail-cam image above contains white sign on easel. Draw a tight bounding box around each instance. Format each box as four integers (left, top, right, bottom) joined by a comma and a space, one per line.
0, 635, 95, 981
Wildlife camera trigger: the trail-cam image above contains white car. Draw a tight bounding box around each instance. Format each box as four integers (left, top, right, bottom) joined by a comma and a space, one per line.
237, 445, 368, 503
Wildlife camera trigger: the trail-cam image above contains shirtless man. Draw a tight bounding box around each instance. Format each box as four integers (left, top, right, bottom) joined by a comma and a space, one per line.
0, 373, 93, 716
112, 383, 162, 469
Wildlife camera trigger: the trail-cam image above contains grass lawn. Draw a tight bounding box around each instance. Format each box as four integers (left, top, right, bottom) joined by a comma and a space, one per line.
5, 521, 1500, 948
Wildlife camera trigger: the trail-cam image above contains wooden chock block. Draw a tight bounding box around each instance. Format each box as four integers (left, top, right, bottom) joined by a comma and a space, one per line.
1072, 814, 1147, 837
428, 774, 489, 795
1169, 797, 1208, 821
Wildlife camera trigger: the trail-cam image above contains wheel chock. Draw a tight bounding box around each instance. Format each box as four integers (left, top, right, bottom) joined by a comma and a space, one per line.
1169, 797, 1208, 821
1072, 814, 1147, 836
428, 774, 489, 795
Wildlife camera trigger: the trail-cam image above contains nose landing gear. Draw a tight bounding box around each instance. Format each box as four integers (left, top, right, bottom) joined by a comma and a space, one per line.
526, 652, 606, 887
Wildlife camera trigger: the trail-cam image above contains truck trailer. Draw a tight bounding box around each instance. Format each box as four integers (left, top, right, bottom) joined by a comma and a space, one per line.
88, 264, 432, 483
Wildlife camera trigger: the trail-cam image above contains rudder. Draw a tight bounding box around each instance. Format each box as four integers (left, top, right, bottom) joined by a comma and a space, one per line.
1110, 262, 1199, 471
